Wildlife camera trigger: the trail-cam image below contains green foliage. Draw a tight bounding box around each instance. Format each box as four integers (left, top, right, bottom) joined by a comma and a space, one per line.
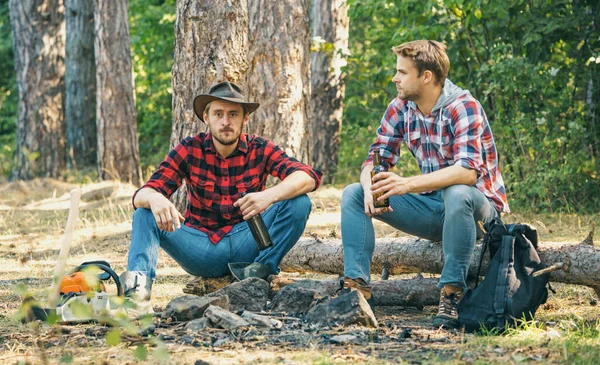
105, 328, 121, 346
470, 316, 600, 364
562, 320, 600, 364
134, 344, 148, 361
129, 0, 175, 170
340, 0, 600, 213
0, 0, 174, 176
59, 354, 73, 364
0, 0, 16, 177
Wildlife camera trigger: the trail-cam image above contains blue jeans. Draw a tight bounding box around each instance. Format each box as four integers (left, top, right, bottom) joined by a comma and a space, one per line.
126, 195, 311, 279
341, 183, 498, 290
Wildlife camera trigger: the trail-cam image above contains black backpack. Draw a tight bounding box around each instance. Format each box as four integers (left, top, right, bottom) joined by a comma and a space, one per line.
457, 218, 550, 332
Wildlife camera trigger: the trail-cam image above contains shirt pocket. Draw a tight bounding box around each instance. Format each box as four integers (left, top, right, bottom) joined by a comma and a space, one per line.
431, 134, 453, 160
405, 130, 423, 160
193, 175, 217, 208
235, 174, 261, 196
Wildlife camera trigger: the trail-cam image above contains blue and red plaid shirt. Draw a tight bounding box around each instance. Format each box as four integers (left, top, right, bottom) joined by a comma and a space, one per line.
364, 93, 510, 213
133, 133, 322, 243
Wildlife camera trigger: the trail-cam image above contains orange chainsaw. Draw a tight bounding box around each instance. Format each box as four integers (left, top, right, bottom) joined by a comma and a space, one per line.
23, 260, 123, 323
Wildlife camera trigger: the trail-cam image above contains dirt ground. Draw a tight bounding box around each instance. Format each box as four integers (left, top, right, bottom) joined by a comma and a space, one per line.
0, 179, 599, 364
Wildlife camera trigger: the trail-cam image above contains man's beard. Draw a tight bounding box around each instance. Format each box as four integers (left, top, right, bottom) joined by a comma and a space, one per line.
397, 88, 420, 101
212, 130, 240, 146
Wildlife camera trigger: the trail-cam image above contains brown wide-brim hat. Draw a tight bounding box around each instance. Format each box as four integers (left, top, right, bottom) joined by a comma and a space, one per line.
193, 81, 260, 122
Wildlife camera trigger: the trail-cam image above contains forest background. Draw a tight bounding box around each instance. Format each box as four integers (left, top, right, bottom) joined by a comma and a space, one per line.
0, 0, 599, 214
0, 1, 599, 363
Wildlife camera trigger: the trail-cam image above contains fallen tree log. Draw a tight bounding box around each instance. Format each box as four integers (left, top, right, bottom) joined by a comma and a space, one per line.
270, 276, 440, 308
281, 234, 600, 296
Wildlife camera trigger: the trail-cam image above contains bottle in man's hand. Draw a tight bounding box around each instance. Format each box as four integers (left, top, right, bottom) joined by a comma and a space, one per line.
240, 192, 273, 250
371, 148, 390, 208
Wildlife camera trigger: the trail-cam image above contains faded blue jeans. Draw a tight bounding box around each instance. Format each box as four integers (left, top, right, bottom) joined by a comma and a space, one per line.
341, 183, 498, 290
126, 195, 311, 279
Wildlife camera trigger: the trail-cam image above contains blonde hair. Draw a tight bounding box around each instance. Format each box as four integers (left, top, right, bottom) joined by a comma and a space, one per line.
392, 40, 450, 85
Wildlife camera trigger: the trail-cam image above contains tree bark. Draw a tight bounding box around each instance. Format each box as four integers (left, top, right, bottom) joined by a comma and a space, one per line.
247, 0, 312, 164
281, 237, 600, 292
94, 0, 141, 185
270, 276, 440, 308
310, 0, 348, 184
65, 0, 96, 169
9, 0, 66, 179
169, 0, 248, 212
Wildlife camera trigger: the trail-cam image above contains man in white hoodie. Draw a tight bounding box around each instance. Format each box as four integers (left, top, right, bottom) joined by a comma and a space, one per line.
340, 40, 510, 328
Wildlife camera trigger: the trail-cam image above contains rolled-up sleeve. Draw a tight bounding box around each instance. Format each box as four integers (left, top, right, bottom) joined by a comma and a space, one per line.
452, 100, 486, 177
131, 139, 189, 208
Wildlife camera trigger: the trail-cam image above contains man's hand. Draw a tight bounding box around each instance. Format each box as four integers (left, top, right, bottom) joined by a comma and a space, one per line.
147, 192, 185, 232
371, 172, 412, 202
363, 188, 393, 217
360, 164, 392, 217
234, 191, 274, 220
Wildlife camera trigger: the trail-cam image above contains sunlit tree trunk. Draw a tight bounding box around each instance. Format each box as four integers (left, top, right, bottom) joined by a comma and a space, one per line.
65, 0, 96, 170
310, 0, 348, 184
169, 0, 248, 212
9, 0, 66, 179
94, 0, 141, 185
247, 0, 312, 164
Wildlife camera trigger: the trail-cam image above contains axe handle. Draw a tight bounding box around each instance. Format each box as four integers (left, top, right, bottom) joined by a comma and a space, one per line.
47, 188, 81, 309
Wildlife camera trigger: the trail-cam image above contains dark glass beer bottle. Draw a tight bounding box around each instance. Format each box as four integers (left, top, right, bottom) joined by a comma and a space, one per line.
371, 148, 390, 208
240, 192, 273, 250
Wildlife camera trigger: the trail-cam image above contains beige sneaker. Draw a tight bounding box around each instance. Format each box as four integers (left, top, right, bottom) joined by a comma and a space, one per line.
118, 271, 154, 318
432, 285, 463, 328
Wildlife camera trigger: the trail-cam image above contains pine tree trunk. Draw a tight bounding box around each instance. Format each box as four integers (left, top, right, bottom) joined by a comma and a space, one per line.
170, 0, 248, 212
310, 0, 348, 184
247, 0, 312, 164
65, 0, 96, 169
93, 0, 141, 185
9, 0, 66, 179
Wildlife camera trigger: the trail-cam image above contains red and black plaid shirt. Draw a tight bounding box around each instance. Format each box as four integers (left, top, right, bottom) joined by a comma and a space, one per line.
133, 133, 322, 243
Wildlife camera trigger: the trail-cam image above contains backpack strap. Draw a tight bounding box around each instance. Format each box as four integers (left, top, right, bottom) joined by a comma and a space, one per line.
494, 234, 514, 330
474, 218, 502, 288
474, 234, 489, 288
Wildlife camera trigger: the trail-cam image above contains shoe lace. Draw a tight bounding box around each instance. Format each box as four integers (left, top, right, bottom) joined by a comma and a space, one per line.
437, 290, 461, 317
123, 277, 140, 298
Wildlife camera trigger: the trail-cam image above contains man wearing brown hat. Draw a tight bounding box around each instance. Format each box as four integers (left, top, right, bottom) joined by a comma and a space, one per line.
119, 81, 322, 314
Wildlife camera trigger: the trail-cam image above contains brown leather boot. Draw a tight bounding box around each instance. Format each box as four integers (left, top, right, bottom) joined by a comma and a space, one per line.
342, 277, 372, 300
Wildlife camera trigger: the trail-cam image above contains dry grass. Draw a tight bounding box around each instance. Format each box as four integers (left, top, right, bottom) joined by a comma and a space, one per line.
0, 179, 599, 364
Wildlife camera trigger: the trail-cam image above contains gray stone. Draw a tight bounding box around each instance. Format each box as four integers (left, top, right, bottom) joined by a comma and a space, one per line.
162, 295, 229, 321
212, 338, 229, 347
181, 335, 194, 344
269, 286, 320, 314
207, 277, 269, 312
240, 311, 283, 329
305, 289, 378, 328
185, 317, 213, 332
204, 305, 250, 330
330, 334, 363, 345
